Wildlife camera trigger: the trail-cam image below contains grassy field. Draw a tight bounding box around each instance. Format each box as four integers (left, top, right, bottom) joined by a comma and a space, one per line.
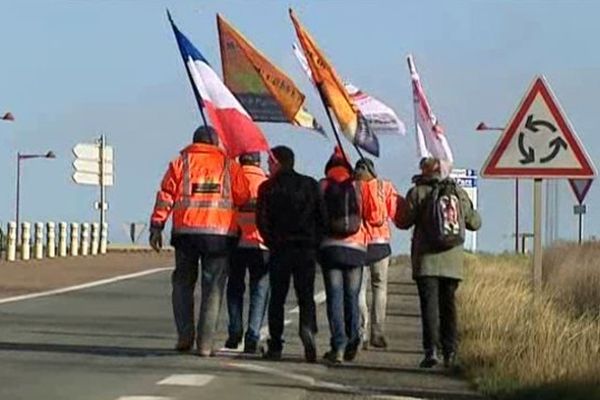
457, 245, 600, 400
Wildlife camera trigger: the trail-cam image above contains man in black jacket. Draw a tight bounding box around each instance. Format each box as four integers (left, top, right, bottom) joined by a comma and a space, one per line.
256, 145, 325, 362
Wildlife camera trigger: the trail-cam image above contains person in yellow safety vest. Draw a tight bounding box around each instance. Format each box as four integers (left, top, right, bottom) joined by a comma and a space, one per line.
224, 151, 269, 354
354, 158, 401, 350
149, 125, 250, 357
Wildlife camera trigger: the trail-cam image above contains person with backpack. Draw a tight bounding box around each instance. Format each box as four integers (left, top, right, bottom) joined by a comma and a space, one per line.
224, 152, 269, 354
395, 157, 481, 369
319, 147, 379, 364
256, 146, 325, 362
354, 158, 400, 349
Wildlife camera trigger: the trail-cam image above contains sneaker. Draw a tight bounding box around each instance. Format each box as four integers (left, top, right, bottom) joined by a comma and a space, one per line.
443, 352, 457, 369
343, 343, 360, 361
174, 337, 194, 352
419, 350, 440, 368
243, 340, 258, 354
261, 346, 282, 361
197, 349, 213, 357
370, 335, 388, 349
224, 337, 241, 349
361, 340, 369, 350
323, 350, 343, 364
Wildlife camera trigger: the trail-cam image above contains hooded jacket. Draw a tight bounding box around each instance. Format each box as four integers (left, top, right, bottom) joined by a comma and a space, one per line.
395, 174, 481, 280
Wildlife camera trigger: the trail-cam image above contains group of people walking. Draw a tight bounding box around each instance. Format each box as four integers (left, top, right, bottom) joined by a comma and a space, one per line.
149, 126, 481, 368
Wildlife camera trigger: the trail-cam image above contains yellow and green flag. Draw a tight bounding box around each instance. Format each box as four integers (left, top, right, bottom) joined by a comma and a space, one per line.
217, 14, 324, 135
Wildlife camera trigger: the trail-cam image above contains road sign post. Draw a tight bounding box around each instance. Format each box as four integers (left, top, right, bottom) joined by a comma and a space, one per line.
72, 136, 114, 252
568, 179, 592, 245
481, 76, 596, 296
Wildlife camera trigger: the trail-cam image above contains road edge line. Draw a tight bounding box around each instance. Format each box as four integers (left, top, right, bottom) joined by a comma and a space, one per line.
0, 267, 173, 305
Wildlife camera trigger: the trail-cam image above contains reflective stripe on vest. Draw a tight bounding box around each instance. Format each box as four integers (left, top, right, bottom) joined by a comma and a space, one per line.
154, 199, 173, 209
172, 226, 237, 236
173, 199, 234, 209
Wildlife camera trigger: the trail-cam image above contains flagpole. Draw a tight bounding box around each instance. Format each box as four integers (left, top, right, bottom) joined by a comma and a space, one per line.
407, 56, 421, 161
316, 83, 351, 165
167, 9, 209, 130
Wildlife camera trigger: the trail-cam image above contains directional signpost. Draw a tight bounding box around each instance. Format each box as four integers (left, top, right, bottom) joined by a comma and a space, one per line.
568, 178, 593, 244
482, 76, 596, 294
72, 135, 114, 249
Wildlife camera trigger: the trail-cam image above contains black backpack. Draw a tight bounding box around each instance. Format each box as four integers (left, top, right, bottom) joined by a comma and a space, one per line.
321, 178, 362, 237
424, 179, 465, 250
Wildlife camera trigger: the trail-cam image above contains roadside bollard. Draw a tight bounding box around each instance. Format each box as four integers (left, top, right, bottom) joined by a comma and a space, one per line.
7, 222, 16, 262
47, 222, 56, 258
100, 222, 108, 254
81, 223, 90, 256
91, 223, 99, 256
21, 222, 31, 261
58, 222, 67, 257
70, 223, 79, 257
34, 222, 44, 260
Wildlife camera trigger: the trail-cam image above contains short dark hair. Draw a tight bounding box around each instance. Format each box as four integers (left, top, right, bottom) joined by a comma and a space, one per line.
193, 125, 219, 145
270, 146, 294, 170
239, 152, 261, 165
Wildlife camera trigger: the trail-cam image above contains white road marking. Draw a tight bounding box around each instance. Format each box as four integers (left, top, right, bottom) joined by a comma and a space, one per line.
116, 397, 173, 400
227, 363, 428, 400
157, 374, 214, 387
0, 267, 173, 305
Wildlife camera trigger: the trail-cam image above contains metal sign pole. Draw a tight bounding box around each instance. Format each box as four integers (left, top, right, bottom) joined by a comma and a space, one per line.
533, 178, 543, 295
578, 207, 584, 244
99, 134, 106, 242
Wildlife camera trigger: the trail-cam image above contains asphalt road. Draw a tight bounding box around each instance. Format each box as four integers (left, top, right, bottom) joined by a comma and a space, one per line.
0, 259, 483, 400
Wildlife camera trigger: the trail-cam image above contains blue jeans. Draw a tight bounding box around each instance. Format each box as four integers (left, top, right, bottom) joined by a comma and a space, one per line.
172, 239, 230, 352
226, 248, 270, 344
321, 263, 363, 352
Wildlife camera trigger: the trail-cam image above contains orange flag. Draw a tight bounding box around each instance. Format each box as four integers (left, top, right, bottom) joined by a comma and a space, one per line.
218, 14, 324, 135
289, 9, 379, 156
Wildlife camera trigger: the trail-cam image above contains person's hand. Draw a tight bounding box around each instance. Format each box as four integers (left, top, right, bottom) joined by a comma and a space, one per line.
149, 228, 163, 252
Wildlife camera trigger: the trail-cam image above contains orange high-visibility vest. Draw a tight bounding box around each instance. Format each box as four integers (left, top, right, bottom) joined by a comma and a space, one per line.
151, 143, 250, 236
361, 179, 398, 245
237, 165, 268, 249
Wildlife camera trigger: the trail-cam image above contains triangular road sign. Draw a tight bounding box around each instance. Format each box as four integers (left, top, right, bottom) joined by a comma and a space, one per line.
482, 76, 596, 179
568, 178, 593, 204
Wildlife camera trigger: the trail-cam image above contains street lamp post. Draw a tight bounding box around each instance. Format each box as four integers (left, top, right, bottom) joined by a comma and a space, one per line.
476, 122, 520, 253
16, 151, 56, 244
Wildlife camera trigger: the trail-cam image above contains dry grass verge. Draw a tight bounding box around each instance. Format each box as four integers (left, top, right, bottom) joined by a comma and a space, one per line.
458, 251, 600, 399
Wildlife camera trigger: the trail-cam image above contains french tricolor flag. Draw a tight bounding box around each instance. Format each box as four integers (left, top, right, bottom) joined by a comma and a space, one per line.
168, 12, 269, 157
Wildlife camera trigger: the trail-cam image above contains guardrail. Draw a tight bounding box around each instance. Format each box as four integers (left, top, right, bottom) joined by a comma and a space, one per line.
2, 221, 108, 262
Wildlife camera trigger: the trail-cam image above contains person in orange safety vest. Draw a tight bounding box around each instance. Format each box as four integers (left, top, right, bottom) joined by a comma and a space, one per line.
355, 158, 401, 350
224, 152, 270, 354
149, 126, 250, 357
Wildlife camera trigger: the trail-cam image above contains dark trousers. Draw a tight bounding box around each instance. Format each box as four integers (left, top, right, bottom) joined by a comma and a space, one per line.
267, 247, 317, 351
416, 276, 459, 356
172, 239, 230, 352
321, 263, 363, 352
226, 248, 270, 344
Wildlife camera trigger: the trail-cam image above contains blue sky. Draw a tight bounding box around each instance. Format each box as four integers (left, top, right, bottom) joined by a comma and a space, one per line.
1, 0, 599, 252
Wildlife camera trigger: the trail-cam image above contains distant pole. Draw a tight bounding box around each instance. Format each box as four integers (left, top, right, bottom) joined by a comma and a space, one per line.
515, 178, 520, 252
99, 134, 106, 243
15, 152, 21, 244
578, 206, 584, 244
533, 179, 543, 295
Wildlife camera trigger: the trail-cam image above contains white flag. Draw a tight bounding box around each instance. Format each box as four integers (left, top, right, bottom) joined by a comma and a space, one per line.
293, 43, 406, 136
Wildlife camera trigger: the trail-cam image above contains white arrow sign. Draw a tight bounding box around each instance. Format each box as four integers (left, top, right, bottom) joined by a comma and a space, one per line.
72, 172, 114, 186
72, 143, 114, 162
73, 159, 114, 175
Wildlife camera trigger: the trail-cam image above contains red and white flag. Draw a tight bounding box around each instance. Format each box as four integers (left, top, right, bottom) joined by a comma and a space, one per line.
407, 55, 453, 163
168, 12, 268, 157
